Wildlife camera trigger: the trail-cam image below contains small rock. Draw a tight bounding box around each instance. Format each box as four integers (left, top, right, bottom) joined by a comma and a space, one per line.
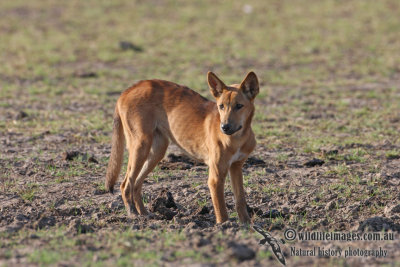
167, 153, 187, 163
244, 157, 266, 168
385, 204, 400, 215
281, 206, 290, 216
219, 220, 239, 230
68, 219, 94, 234
242, 4, 253, 14
358, 217, 400, 232
270, 221, 285, 231
62, 151, 98, 163
74, 71, 98, 78
190, 219, 210, 228
15, 111, 28, 120
185, 222, 198, 230
92, 212, 102, 220
15, 213, 29, 222
62, 151, 81, 161
264, 209, 282, 218
228, 242, 255, 261
196, 237, 211, 247
319, 218, 329, 226
109, 200, 124, 210
131, 224, 141, 230
293, 202, 307, 214
3, 221, 24, 233
321, 148, 339, 157
119, 41, 143, 52
325, 201, 336, 211
93, 188, 107, 195
35, 216, 56, 229
247, 206, 263, 217
164, 153, 205, 167
149, 223, 159, 230
88, 155, 98, 163
386, 154, 400, 160
56, 206, 83, 216
265, 168, 276, 173
304, 158, 325, 167
307, 113, 322, 120
195, 205, 210, 215
346, 204, 360, 215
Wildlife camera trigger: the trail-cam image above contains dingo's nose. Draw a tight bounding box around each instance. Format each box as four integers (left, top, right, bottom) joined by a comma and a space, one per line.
221, 123, 231, 133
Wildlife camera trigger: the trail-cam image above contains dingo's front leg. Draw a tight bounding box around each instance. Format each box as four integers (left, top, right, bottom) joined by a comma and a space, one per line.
229, 161, 250, 224
208, 164, 229, 223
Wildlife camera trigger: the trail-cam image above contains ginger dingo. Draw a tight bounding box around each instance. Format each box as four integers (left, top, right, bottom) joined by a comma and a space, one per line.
105, 72, 259, 223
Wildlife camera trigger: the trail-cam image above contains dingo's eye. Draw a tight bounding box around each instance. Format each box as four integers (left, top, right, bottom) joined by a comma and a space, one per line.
219, 104, 224, 110
235, 104, 243, 110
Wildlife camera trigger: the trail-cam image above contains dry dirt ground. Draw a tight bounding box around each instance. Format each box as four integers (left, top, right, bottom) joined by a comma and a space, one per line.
1, 104, 400, 266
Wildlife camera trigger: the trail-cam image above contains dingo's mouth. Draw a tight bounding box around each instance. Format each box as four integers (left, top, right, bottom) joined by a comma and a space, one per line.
222, 125, 242, 135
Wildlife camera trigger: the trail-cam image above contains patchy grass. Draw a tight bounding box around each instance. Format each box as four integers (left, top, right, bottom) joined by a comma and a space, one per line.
18, 184, 38, 202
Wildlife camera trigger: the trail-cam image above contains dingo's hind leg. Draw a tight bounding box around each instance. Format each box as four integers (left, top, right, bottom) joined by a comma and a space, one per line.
133, 130, 169, 215
120, 133, 152, 216
120, 153, 138, 215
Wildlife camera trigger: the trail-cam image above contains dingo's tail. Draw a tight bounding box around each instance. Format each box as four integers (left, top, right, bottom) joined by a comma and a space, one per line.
105, 106, 125, 193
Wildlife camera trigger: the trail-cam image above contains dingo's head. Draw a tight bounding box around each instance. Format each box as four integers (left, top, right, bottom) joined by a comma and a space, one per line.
208, 71, 259, 135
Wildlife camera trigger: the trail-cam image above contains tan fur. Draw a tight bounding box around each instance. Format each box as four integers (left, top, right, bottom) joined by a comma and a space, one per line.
105, 72, 259, 223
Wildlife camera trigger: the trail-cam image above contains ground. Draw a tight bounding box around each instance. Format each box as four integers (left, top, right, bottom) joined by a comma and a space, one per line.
1, 0, 400, 266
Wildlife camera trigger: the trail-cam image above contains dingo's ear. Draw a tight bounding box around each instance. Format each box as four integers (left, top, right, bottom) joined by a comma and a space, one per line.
208, 72, 226, 98
240, 72, 259, 100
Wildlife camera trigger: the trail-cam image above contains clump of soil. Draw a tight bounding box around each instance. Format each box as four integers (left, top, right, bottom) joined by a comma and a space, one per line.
62, 151, 98, 163
68, 219, 94, 234
227, 241, 256, 261
159, 153, 205, 170
244, 157, 266, 168
358, 217, 400, 232
150, 189, 178, 220
119, 41, 143, 52
73, 71, 98, 79
14, 110, 29, 120
303, 158, 325, 167
195, 205, 210, 215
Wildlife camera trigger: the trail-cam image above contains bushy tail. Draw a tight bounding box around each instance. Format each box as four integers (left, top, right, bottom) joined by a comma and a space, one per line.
105, 106, 125, 193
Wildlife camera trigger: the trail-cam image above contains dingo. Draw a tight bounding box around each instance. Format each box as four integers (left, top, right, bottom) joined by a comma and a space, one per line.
105, 72, 259, 223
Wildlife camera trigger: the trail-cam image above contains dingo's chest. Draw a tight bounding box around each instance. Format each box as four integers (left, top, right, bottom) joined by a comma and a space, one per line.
229, 149, 247, 165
